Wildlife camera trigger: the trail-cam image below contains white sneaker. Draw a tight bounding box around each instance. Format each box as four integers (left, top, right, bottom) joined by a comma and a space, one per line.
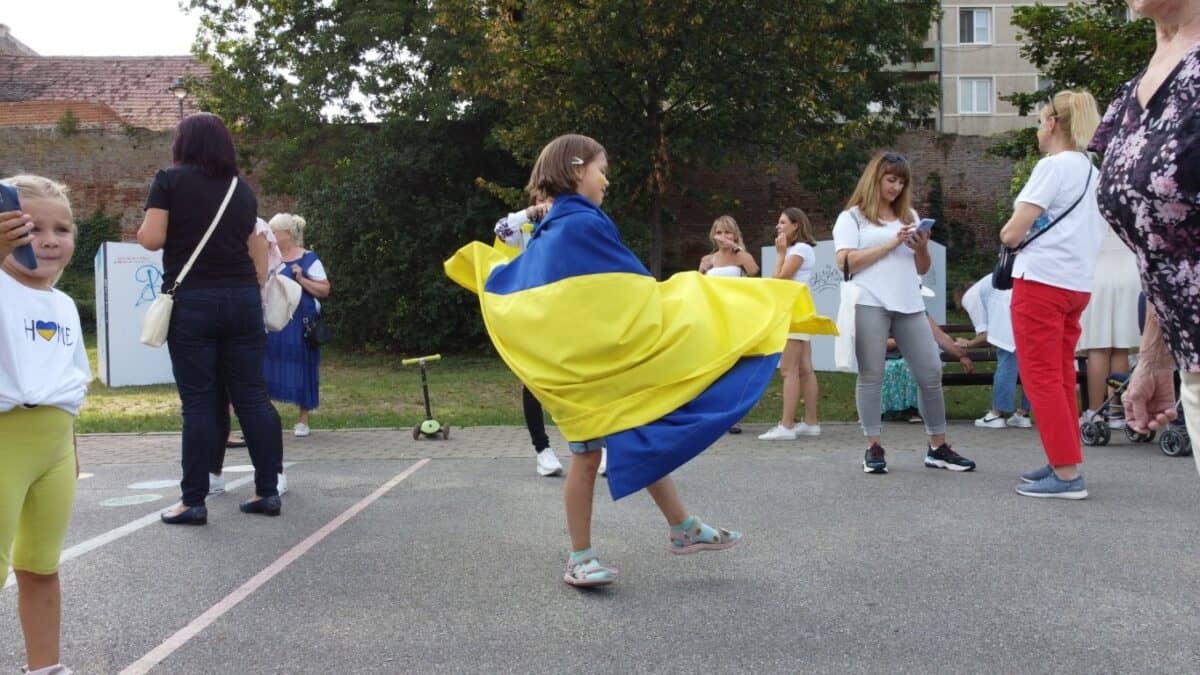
1106, 416, 1126, 430
757, 424, 797, 441
208, 473, 226, 495
1078, 409, 1099, 427
975, 412, 1007, 429
794, 422, 821, 436
277, 472, 288, 495
598, 447, 607, 477
294, 422, 310, 437
23, 666, 74, 675
535, 448, 564, 477
1006, 412, 1033, 428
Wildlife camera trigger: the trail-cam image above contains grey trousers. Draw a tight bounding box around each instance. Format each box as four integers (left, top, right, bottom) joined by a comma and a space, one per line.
854, 304, 947, 437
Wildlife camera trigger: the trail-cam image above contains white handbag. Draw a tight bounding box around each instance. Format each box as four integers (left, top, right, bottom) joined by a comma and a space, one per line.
262, 272, 302, 332
833, 257, 859, 373
140, 177, 239, 347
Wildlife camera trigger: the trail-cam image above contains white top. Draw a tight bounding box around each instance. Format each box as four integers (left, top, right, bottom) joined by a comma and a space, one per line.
0, 269, 92, 416
832, 207, 925, 313
961, 273, 1015, 353
705, 265, 744, 278
1012, 151, 1105, 292
785, 242, 815, 285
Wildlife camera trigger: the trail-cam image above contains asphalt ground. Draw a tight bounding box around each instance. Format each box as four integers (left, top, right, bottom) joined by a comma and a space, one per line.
2, 422, 1198, 674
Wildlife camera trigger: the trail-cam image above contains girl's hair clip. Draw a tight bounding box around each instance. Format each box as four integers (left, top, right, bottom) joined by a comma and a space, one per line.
570, 156, 585, 165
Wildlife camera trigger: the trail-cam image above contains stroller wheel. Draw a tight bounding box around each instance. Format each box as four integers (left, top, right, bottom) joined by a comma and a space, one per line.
1159, 428, 1190, 457
1124, 426, 1156, 443
1081, 422, 1103, 446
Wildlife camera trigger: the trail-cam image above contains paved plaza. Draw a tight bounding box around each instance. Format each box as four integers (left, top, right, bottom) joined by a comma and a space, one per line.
2, 422, 1198, 673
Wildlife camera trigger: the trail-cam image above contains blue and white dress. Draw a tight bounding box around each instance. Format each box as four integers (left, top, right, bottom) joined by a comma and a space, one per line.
263, 250, 325, 410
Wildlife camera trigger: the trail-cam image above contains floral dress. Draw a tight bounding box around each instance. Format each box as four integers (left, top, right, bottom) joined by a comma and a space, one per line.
1089, 44, 1200, 373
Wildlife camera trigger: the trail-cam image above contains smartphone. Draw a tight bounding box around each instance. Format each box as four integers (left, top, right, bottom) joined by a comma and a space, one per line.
0, 183, 36, 270
916, 218, 935, 233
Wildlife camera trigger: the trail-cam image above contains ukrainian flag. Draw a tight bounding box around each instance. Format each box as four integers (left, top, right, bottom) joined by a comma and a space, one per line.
446, 194, 835, 499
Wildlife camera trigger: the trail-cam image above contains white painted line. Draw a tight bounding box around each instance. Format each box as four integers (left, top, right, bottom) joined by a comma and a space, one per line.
128, 479, 180, 490
119, 459, 430, 675
99, 494, 163, 507
3, 464, 295, 590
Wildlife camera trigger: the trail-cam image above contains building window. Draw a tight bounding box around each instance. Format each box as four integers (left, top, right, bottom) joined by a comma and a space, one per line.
959, 78, 993, 114
959, 8, 992, 44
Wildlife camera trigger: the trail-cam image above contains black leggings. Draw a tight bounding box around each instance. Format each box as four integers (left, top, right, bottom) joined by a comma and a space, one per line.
522, 386, 549, 453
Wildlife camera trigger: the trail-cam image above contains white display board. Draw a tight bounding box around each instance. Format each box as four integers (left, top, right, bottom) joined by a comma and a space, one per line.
762, 240, 946, 372
95, 242, 175, 386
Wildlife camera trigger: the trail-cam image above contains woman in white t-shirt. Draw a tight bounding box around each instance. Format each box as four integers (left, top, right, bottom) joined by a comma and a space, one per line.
758, 208, 821, 440
833, 153, 975, 475
1000, 90, 1103, 500
0, 175, 90, 675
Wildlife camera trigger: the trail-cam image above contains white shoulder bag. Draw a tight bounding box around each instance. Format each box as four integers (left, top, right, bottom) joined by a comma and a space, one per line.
140, 177, 239, 347
262, 271, 302, 331
833, 210, 865, 372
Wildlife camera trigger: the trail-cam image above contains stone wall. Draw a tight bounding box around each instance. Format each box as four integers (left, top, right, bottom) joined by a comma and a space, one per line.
0, 125, 294, 237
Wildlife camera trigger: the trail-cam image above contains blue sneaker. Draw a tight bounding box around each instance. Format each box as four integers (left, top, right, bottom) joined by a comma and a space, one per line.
1016, 473, 1088, 500
1019, 464, 1054, 484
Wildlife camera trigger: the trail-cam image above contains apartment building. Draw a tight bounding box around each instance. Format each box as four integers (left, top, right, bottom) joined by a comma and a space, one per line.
925, 2, 1070, 136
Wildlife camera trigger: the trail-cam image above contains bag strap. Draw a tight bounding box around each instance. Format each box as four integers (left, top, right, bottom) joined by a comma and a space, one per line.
169, 176, 239, 295
1015, 156, 1093, 252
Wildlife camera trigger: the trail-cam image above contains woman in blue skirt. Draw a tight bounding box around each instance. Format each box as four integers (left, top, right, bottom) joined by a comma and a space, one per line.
263, 213, 330, 437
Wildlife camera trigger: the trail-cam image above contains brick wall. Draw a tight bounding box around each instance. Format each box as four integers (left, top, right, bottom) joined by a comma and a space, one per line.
663, 130, 1014, 272
0, 126, 294, 237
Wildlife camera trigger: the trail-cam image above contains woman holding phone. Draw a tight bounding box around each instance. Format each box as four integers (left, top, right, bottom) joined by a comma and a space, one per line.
833, 152, 975, 475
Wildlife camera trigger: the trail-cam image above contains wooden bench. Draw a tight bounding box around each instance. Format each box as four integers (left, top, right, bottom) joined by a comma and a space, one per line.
937, 323, 1089, 395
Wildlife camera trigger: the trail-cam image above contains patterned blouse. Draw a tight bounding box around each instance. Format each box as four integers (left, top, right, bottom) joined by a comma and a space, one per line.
1090, 44, 1200, 373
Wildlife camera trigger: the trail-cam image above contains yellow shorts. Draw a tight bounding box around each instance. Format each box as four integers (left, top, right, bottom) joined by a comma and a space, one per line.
0, 406, 76, 575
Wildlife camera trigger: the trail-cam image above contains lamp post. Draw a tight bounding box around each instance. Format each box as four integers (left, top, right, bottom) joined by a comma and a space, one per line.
168, 78, 188, 120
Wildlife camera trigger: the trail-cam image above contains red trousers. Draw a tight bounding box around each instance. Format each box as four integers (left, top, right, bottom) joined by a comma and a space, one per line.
1011, 278, 1090, 465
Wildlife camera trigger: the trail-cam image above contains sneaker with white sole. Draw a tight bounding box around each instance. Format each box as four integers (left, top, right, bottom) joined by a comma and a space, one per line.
598, 447, 607, 477
794, 422, 821, 436
924, 443, 976, 472
1006, 413, 1033, 428
277, 472, 288, 496
1016, 472, 1087, 499
975, 412, 1006, 429
1078, 409, 1100, 427
535, 448, 564, 477
293, 422, 310, 437
757, 424, 798, 441
863, 444, 888, 474
208, 473, 226, 496
22, 666, 75, 675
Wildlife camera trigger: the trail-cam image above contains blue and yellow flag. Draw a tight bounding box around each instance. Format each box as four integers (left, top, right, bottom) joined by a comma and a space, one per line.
446, 194, 835, 499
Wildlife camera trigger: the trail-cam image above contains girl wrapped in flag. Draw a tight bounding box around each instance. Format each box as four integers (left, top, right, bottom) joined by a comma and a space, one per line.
446, 134, 834, 587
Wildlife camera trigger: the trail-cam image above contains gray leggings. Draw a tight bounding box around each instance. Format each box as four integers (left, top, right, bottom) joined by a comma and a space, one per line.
855, 305, 947, 437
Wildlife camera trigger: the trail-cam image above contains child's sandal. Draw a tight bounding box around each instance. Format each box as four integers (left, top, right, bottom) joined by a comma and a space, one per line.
564, 556, 618, 587
669, 522, 742, 555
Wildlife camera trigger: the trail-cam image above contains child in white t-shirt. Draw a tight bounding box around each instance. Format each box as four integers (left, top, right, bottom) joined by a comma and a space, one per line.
955, 274, 1032, 429
0, 175, 90, 675
759, 208, 822, 440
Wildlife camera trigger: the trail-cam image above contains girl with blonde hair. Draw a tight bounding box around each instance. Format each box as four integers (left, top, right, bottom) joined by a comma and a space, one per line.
698, 215, 759, 277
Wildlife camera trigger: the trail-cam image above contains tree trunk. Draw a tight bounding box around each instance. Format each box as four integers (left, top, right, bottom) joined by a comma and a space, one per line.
649, 191, 663, 279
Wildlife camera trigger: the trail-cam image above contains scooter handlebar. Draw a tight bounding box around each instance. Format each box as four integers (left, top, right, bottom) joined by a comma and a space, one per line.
401, 354, 442, 366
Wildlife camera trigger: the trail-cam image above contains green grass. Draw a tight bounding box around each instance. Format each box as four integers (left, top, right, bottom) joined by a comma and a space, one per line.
78, 341, 996, 434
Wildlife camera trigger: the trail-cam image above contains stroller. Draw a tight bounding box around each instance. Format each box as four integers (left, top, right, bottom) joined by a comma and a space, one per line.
1080, 369, 1192, 457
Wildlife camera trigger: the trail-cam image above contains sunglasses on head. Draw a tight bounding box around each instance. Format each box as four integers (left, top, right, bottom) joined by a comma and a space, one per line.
1044, 94, 1058, 118
883, 152, 907, 164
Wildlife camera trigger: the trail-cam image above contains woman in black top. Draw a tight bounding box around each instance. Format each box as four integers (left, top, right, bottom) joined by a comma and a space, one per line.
137, 113, 284, 524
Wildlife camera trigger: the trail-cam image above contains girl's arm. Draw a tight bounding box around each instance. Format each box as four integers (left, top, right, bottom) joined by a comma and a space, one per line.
928, 316, 973, 373
734, 248, 759, 276
248, 231, 269, 286
699, 254, 714, 273
138, 208, 169, 251
774, 254, 803, 280
999, 202, 1045, 248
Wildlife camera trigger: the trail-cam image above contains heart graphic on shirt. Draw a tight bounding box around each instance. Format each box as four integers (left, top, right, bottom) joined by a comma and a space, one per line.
35, 320, 58, 341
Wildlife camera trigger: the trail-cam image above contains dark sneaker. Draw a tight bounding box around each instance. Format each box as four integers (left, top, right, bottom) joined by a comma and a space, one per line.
1016, 473, 1087, 500
924, 443, 976, 472
863, 444, 888, 474
1020, 464, 1053, 484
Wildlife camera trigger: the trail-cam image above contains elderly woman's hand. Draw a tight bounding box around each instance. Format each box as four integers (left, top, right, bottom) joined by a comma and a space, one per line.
291, 263, 303, 278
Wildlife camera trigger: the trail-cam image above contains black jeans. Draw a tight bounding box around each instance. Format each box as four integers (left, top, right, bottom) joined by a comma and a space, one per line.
210, 384, 285, 475
167, 286, 281, 506
522, 386, 549, 453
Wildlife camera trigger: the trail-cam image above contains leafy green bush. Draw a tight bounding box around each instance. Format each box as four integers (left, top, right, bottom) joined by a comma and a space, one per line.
297, 115, 525, 354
